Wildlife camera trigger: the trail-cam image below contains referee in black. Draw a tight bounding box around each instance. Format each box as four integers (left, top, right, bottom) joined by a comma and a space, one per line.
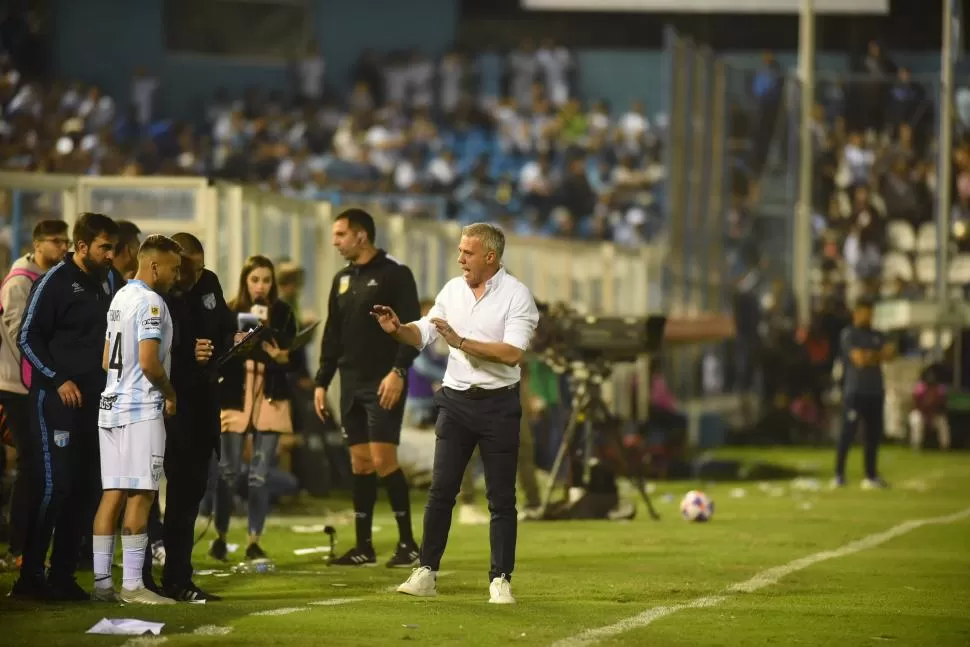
313, 208, 422, 568
156, 232, 236, 600
372, 223, 539, 605
13, 212, 120, 600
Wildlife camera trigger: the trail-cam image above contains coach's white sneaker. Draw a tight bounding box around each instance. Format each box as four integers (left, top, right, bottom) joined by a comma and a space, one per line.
488, 575, 515, 604
120, 586, 176, 605
397, 566, 437, 597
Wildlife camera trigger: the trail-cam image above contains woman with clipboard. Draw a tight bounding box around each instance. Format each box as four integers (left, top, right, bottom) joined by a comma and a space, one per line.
210, 256, 297, 563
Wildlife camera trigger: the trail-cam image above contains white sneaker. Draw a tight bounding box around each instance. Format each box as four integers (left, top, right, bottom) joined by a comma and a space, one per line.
397, 566, 438, 597
120, 586, 176, 605
488, 575, 515, 604
459, 504, 490, 525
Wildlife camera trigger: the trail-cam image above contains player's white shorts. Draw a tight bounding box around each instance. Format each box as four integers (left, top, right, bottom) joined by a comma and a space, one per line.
99, 418, 166, 491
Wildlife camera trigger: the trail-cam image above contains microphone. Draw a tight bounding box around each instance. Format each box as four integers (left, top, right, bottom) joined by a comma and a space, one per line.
251, 297, 269, 323
237, 297, 269, 331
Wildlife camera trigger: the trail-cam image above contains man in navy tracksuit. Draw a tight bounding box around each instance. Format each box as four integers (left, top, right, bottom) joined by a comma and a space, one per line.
12, 212, 120, 600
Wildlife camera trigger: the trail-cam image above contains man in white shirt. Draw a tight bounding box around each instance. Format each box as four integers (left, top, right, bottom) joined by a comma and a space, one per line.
371, 223, 539, 605
91, 235, 181, 605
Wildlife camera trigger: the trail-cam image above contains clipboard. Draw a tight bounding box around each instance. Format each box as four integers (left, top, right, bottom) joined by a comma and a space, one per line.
289, 320, 321, 352
214, 325, 272, 371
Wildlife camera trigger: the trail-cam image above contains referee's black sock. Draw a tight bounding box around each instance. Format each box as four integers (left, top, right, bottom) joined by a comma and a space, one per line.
382, 469, 414, 545
353, 472, 378, 550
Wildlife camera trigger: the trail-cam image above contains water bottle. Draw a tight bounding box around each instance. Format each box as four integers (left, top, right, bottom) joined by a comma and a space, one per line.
231, 558, 276, 574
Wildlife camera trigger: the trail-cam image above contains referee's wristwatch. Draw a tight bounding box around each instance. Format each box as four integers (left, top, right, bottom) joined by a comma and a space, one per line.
392, 367, 407, 379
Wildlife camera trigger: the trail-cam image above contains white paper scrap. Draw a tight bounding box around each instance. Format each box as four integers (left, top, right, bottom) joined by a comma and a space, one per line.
86, 618, 165, 636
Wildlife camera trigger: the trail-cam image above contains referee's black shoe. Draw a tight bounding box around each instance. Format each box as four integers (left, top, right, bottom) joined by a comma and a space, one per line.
164, 582, 223, 602
330, 545, 377, 567
385, 543, 420, 569
8, 575, 47, 600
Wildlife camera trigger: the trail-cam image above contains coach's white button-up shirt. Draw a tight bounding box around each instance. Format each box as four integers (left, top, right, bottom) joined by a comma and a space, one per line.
412, 267, 539, 391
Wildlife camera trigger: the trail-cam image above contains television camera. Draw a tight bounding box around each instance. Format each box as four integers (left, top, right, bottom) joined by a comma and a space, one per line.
530, 302, 667, 521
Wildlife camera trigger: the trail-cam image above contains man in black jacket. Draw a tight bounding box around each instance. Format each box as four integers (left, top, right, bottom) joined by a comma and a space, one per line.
158, 232, 235, 601
314, 208, 422, 568
12, 212, 120, 600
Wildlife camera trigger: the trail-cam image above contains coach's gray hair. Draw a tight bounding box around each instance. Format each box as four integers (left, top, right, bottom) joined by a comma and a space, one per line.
461, 223, 505, 261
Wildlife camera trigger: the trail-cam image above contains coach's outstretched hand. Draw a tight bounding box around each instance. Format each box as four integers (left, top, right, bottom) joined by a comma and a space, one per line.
57, 380, 82, 408
371, 305, 401, 334
313, 387, 327, 422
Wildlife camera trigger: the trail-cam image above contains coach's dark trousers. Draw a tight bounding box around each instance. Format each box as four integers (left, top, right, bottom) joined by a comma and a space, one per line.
421, 384, 521, 582
18, 386, 101, 585
161, 409, 218, 589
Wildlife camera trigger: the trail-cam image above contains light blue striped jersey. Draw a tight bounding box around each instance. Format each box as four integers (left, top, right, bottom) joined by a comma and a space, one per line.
99, 280, 172, 427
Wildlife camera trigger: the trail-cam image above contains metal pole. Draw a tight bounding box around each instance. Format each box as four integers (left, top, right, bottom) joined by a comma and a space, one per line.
938, 0, 956, 359
795, 0, 815, 326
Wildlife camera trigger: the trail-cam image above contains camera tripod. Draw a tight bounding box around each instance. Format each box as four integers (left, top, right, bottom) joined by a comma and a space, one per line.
536, 361, 660, 521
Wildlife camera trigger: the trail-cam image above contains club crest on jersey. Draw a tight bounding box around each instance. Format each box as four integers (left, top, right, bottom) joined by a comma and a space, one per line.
150, 305, 160, 316
338, 275, 350, 295
54, 430, 70, 448
202, 293, 217, 310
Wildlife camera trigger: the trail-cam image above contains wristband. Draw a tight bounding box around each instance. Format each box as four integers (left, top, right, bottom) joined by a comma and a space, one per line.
458, 338, 465, 350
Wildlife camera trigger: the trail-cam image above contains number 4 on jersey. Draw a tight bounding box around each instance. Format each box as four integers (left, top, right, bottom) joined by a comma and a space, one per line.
109, 332, 123, 379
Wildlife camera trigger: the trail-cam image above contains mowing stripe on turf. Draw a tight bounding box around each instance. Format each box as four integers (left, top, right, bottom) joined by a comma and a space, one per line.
552, 505, 970, 647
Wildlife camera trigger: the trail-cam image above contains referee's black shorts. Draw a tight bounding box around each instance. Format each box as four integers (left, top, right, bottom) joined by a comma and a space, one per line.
340, 381, 406, 447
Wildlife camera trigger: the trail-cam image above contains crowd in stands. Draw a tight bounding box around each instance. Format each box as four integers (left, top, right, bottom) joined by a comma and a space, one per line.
0, 29, 666, 246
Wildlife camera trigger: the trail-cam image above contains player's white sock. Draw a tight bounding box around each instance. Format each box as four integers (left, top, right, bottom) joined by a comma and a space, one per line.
121, 533, 149, 592
93, 535, 116, 590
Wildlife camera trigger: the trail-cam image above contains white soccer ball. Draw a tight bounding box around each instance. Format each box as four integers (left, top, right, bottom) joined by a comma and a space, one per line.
680, 490, 714, 522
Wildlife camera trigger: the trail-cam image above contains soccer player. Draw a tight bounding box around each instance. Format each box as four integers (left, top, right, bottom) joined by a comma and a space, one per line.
91, 235, 181, 604
834, 297, 894, 489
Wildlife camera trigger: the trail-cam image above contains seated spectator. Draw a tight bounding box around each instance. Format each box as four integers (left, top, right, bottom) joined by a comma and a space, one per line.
910, 369, 951, 451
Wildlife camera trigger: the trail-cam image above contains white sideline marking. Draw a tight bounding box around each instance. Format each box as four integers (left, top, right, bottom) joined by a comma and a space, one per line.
193, 625, 234, 636
121, 638, 168, 647
251, 606, 310, 616
309, 597, 363, 606
552, 506, 970, 647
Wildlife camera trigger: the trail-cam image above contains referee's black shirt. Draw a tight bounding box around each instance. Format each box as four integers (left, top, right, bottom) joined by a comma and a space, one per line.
316, 250, 420, 389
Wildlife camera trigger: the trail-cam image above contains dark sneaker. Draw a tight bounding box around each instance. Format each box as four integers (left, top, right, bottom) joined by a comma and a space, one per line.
209, 538, 229, 562
9, 576, 47, 600
330, 546, 377, 567
165, 582, 223, 602
385, 543, 419, 569
245, 543, 268, 561
46, 578, 91, 602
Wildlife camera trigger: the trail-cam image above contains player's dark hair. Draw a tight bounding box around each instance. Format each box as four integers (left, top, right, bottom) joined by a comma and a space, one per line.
171, 232, 204, 256
32, 219, 68, 241
114, 220, 142, 254
231, 255, 278, 312
72, 212, 119, 248
138, 234, 183, 258
334, 208, 376, 244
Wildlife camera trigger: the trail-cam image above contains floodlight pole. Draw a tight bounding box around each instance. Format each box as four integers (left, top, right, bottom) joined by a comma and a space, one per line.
795, 0, 815, 327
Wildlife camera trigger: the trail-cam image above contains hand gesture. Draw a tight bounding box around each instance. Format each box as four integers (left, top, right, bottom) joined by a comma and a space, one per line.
57, 380, 82, 408
431, 318, 462, 348
261, 338, 285, 363
313, 386, 327, 422
195, 339, 214, 365
164, 397, 177, 418
378, 370, 404, 410
234, 331, 248, 345
370, 305, 401, 334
